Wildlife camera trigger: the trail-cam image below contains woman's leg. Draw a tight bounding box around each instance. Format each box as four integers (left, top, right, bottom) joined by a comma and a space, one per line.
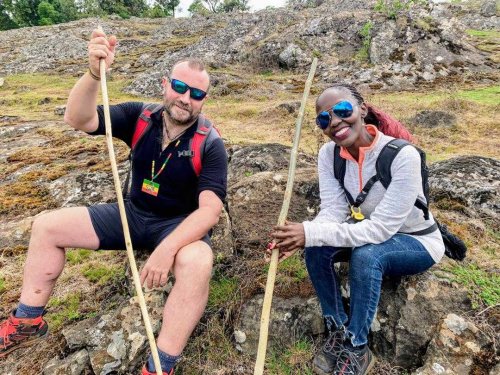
346, 234, 435, 347
304, 246, 351, 331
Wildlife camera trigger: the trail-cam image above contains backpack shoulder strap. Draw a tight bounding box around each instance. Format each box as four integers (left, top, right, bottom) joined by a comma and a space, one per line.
333, 145, 355, 206
131, 103, 163, 150
189, 114, 220, 177
376, 138, 430, 220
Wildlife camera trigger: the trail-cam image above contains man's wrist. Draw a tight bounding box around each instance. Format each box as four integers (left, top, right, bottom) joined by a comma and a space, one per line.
87, 68, 100, 81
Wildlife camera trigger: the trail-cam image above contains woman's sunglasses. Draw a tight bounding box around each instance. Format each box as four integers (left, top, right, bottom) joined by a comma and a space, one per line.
316, 101, 355, 130
168, 77, 207, 101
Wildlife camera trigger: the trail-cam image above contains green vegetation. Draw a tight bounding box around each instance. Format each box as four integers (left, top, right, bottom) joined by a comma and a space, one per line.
466, 29, 500, 39
356, 21, 373, 62
279, 255, 308, 282
47, 293, 83, 329
267, 339, 314, 374
0, 276, 5, 294
374, 0, 426, 20
448, 263, 500, 308
82, 264, 125, 285
207, 275, 239, 308
456, 85, 500, 105
66, 249, 93, 265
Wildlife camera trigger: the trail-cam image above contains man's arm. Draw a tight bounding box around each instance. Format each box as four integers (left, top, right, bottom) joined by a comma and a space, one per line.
139, 190, 223, 289
64, 29, 117, 133
160, 190, 223, 252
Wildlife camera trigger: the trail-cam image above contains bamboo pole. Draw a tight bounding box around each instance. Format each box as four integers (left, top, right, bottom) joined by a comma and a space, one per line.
97, 25, 162, 375
253, 57, 318, 375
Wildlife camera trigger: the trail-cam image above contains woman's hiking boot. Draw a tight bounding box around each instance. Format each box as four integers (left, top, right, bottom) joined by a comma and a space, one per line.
141, 365, 174, 375
0, 310, 48, 358
313, 328, 346, 374
334, 344, 376, 375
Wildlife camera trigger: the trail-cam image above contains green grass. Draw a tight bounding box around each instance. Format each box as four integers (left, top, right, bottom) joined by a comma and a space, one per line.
267, 339, 314, 374
82, 263, 125, 285
447, 263, 500, 308
279, 256, 309, 282
207, 275, 239, 309
455, 86, 500, 105
466, 29, 500, 39
0, 73, 142, 121
66, 249, 93, 265
0, 276, 5, 294
46, 293, 83, 329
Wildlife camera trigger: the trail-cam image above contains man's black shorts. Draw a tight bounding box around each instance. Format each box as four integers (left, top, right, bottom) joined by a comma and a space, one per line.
88, 200, 211, 251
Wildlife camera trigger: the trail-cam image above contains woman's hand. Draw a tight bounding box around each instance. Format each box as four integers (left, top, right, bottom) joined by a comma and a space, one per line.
88, 29, 117, 77
266, 221, 305, 262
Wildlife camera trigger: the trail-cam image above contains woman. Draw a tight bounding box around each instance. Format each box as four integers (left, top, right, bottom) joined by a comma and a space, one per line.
271, 83, 445, 375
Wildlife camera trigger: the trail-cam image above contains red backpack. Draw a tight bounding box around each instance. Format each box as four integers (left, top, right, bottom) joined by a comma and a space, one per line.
122, 103, 220, 196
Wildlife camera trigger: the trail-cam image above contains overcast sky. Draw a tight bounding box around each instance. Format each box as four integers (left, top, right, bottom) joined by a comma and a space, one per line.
177, 0, 287, 17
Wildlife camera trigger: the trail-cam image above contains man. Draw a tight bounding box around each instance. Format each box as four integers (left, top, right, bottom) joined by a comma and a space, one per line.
0, 29, 227, 375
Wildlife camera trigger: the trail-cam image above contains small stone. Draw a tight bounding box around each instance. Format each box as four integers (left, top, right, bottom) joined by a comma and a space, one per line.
444, 314, 468, 335
464, 341, 480, 353
0, 77, 4, 87
54, 105, 66, 116
432, 363, 445, 373
234, 330, 247, 344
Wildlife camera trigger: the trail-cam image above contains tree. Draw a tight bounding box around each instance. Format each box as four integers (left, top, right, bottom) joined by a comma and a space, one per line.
156, 0, 180, 17
38, 0, 59, 24
0, 0, 19, 30
188, 0, 210, 16
188, 0, 248, 15
219, 0, 248, 12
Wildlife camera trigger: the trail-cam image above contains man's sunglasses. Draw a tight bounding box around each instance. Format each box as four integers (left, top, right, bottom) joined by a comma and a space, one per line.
168, 77, 207, 101
316, 101, 355, 130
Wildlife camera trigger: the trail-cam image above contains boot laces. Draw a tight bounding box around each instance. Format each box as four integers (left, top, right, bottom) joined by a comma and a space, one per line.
0, 316, 17, 347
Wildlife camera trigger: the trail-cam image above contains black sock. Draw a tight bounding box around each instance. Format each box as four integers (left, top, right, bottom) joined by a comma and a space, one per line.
147, 349, 180, 373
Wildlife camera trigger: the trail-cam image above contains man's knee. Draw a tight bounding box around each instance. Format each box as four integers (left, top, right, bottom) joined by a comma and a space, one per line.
31, 211, 59, 239
174, 241, 213, 276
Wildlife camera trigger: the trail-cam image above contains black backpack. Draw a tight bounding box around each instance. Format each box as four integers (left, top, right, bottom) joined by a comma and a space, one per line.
333, 139, 467, 261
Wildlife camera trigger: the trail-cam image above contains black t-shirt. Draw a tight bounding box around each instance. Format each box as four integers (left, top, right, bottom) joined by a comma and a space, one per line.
90, 102, 227, 218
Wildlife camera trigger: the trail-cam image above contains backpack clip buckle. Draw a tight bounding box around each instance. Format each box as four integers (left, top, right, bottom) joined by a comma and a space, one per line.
178, 150, 194, 157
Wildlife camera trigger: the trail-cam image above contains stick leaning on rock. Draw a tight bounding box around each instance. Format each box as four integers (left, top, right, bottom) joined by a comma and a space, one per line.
96, 25, 162, 375
253, 57, 318, 375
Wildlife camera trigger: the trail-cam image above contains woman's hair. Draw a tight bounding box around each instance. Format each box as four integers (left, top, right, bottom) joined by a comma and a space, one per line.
320, 83, 380, 126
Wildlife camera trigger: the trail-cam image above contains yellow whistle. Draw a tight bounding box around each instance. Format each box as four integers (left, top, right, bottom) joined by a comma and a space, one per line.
351, 206, 365, 221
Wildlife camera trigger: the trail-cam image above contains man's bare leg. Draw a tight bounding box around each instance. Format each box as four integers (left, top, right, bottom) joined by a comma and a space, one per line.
156, 240, 213, 355
19, 207, 100, 307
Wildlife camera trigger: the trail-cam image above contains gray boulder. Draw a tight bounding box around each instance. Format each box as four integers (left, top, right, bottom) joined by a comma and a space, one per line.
429, 156, 500, 220
414, 314, 494, 374
235, 295, 324, 355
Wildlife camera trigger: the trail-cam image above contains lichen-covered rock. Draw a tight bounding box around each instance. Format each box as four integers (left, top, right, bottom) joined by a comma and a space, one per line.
370, 272, 473, 367
410, 110, 457, 128
227, 143, 316, 183
55, 291, 165, 374
413, 314, 494, 375
43, 349, 91, 375
429, 156, 500, 220
235, 295, 323, 355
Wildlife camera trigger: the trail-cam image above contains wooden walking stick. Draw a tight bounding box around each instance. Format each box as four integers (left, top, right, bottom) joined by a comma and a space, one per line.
97, 25, 162, 375
253, 57, 318, 375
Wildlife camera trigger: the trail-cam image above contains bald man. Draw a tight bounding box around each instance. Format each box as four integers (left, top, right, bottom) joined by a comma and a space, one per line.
0, 30, 227, 375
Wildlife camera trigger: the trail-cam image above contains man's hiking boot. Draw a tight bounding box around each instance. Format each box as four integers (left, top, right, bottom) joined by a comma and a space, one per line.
141, 365, 174, 375
0, 310, 48, 358
313, 328, 346, 375
334, 344, 376, 375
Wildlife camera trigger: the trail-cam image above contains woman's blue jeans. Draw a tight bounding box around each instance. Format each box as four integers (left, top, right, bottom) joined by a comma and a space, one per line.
304, 234, 435, 347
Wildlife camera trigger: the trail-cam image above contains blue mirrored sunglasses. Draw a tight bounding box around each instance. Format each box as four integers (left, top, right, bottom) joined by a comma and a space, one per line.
315, 101, 355, 130
169, 78, 207, 101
